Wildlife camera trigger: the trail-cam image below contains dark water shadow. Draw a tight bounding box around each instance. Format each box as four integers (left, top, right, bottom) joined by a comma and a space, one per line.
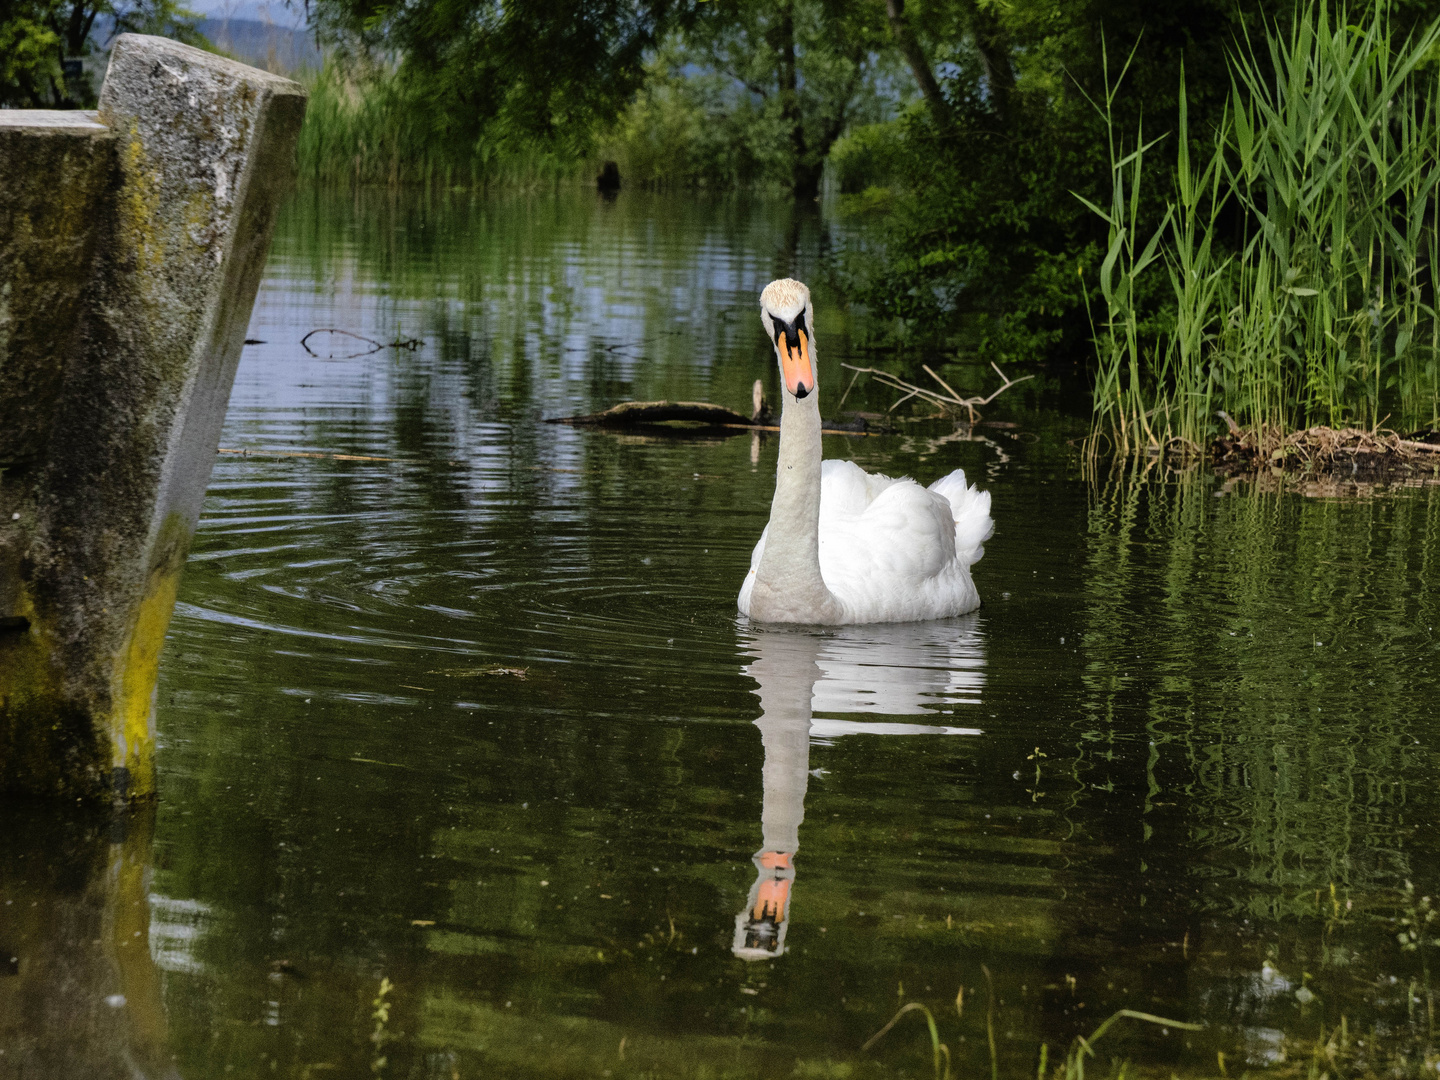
0, 801, 176, 1079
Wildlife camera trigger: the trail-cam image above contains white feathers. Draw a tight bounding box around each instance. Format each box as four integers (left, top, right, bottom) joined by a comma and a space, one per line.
759, 278, 809, 322
813, 461, 990, 623
739, 459, 993, 624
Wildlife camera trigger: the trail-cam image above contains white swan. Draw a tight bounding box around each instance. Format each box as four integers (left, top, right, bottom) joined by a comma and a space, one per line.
737, 278, 993, 624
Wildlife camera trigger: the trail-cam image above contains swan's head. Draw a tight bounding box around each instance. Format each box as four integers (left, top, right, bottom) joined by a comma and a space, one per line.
760, 278, 815, 401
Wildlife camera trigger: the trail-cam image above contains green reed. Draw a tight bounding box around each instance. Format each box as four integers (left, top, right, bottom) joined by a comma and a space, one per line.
294, 61, 595, 189
864, 989, 1198, 1080
1086, 4, 1440, 454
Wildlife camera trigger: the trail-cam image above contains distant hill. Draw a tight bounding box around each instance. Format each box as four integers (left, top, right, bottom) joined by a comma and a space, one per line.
199, 17, 323, 74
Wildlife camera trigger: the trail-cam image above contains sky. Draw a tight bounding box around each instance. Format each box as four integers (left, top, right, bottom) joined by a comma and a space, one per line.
185, 0, 308, 30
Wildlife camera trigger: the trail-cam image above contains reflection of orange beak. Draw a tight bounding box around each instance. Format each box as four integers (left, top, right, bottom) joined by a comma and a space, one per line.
734, 848, 796, 959
752, 876, 792, 922
778, 327, 814, 399
758, 850, 792, 871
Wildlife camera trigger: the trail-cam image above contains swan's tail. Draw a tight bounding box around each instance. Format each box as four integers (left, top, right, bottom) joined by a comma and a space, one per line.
928, 469, 993, 565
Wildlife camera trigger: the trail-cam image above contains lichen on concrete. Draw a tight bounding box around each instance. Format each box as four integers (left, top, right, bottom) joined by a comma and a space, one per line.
0, 36, 306, 800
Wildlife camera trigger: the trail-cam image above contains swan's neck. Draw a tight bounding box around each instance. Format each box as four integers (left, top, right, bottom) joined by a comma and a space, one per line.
747, 633, 819, 853
750, 393, 841, 622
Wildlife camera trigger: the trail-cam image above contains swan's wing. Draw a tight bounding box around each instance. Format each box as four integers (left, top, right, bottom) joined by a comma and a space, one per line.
817, 459, 907, 516
814, 460, 989, 621
927, 468, 993, 565
818, 462, 959, 606
737, 524, 768, 615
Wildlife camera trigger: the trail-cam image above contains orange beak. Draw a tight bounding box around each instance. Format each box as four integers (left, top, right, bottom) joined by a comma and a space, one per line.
771, 313, 815, 399
780, 329, 814, 399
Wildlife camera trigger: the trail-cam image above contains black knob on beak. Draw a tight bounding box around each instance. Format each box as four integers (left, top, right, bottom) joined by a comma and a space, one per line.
794, 383, 811, 400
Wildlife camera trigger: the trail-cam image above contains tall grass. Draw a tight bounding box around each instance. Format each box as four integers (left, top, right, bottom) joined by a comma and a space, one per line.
293, 57, 797, 191
1086, 5, 1440, 454
295, 62, 595, 189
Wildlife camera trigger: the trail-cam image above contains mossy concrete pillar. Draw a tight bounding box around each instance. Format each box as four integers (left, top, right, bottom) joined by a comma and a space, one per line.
0, 35, 306, 800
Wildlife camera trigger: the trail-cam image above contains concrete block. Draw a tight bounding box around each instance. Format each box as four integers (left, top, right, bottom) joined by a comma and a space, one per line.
0, 36, 306, 799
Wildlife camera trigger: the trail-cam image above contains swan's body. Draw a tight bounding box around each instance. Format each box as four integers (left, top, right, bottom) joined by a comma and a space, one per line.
738, 279, 992, 625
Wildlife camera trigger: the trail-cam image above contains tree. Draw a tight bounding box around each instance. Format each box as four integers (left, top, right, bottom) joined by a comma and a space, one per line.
309, 0, 898, 198
843, 0, 1440, 361
1, 0, 203, 107
309, 0, 684, 159
683, 0, 892, 198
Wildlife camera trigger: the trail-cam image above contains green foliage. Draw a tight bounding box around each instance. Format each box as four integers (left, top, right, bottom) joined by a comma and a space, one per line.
0, 4, 62, 106
294, 59, 593, 188
676, 0, 896, 196
835, 0, 1440, 365
0, 0, 202, 107
829, 121, 907, 195
310, 0, 682, 161
303, 0, 902, 194
835, 96, 1104, 361
1086, 4, 1440, 451
596, 46, 790, 189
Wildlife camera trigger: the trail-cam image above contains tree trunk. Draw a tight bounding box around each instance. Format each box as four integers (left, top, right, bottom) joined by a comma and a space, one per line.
793, 159, 823, 201
884, 0, 951, 129
770, 4, 813, 199
969, 3, 1014, 125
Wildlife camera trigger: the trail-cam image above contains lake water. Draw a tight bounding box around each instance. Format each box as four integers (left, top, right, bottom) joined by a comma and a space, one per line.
4, 188, 1440, 1079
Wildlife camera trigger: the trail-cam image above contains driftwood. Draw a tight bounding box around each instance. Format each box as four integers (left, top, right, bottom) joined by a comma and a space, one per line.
549, 380, 885, 435
547, 400, 755, 428
546, 400, 875, 436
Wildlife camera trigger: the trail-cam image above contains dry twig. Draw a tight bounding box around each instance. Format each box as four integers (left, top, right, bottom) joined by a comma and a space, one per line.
839, 361, 1033, 422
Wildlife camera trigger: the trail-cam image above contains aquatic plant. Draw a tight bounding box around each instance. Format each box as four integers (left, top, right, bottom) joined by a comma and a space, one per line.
862, 983, 1199, 1080
370, 975, 394, 1076
1085, 4, 1440, 454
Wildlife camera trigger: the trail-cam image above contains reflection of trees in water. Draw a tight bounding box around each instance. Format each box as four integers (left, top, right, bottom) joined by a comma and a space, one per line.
1082, 473, 1440, 1060
270, 188, 865, 436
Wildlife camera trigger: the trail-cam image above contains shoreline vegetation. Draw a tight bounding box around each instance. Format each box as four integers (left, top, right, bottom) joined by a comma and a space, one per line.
1083, 5, 1440, 466
291, 52, 895, 193
19, 1, 1435, 473
286, 4, 1440, 474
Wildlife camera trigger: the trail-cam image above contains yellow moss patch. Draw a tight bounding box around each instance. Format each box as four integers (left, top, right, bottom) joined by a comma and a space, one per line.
112, 514, 191, 799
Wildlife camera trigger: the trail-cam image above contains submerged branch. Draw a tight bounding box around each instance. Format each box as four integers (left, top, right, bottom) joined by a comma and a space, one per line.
301, 329, 423, 358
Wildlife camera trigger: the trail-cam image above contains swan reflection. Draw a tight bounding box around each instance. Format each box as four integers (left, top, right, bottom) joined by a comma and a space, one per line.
732, 618, 985, 960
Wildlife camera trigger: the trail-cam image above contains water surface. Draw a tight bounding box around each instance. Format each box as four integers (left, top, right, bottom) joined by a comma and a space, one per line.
4, 188, 1440, 1080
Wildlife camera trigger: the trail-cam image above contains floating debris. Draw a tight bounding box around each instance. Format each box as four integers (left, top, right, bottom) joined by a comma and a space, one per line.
1214, 416, 1440, 478
547, 399, 756, 428
427, 666, 530, 679
547, 394, 877, 436
300, 329, 423, 359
